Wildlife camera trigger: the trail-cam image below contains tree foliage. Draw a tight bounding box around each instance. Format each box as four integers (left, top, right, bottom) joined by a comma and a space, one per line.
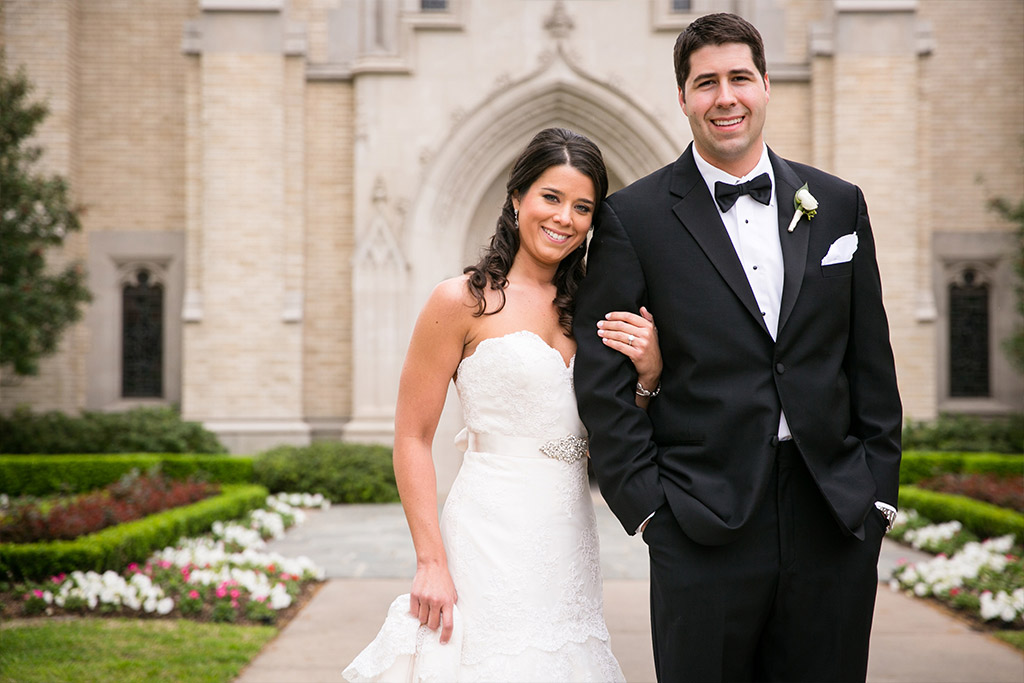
0, 55, 91, 376
989, 192, 1024, 373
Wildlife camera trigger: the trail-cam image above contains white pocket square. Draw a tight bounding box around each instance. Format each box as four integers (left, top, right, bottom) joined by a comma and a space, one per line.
821, 232, 859, 266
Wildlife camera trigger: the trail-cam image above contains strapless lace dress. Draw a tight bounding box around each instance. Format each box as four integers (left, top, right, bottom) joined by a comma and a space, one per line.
342, 331, 625, 683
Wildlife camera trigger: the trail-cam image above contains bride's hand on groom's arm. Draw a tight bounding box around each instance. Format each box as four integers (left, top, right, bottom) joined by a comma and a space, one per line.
410, 561, 458, 644
597, 306, 662, 396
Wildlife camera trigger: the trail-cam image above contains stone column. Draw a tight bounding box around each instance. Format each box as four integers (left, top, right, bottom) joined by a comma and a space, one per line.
181, 1, 310, 453
812, 0, 936, 419
343, 178, 409, 445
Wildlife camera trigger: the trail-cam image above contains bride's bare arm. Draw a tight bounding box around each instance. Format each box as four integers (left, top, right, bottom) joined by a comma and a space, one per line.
393, 279, 470, 645
597, 306, 662, 409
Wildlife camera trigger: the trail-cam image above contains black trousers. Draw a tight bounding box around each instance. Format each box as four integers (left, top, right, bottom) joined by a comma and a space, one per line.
643, 441, 886, 682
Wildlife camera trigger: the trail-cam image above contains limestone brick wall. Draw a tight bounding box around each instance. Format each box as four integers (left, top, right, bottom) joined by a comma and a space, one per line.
76, 0, 192, 236
181, 51, 304, 425
1, 0, 87, 413
762, 80, 812, 165
303, 82, 355, 424
920, 0, 1024, 414
920, 0, 1024, 233
834, 49, 934, 419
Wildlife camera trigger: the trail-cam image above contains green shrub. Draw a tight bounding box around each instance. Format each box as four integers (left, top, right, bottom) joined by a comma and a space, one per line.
253, 441, 399, 503
0, 454, 254, 497
898, 485, 1024, 541
900, 451, 1024, 485
0, 406, 226, 454
0, 484, 267, 582
902, 413, 1024, 454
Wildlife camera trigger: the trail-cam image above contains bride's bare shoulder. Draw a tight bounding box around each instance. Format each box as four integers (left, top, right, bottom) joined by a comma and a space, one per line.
416, 275, 481, 326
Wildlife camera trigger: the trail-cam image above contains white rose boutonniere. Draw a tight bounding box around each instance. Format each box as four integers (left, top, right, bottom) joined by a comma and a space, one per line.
787, 183, 818, 232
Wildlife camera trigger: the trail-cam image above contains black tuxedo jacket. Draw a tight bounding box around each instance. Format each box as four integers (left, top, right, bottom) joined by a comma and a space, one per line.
574, 144, 902, 545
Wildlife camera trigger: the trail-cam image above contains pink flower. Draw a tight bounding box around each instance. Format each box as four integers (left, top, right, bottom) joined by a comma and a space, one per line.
230, 599, 239, 608
188, 590, 200, 600
949, 588, 961, 596
159, 560, 171, 569
230, 589, 240, 599
256, 596, 267, 603
216, 587, 227, 599
267, 564, 276, 573
33, 589, 44, 598
128, 563, 139, 573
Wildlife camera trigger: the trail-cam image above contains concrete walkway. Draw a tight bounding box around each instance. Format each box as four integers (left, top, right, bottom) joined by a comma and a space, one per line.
237, 503, 1024, 683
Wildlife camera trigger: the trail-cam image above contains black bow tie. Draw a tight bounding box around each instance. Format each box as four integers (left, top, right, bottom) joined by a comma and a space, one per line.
714, 173, 772, 212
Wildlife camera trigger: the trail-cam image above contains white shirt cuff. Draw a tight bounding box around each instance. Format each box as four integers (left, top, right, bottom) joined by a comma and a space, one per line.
635, 509, 657, 536
874, 501, 897, 514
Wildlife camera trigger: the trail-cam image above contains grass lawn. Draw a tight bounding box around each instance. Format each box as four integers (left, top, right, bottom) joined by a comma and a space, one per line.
994, 630, 1024, 652
0, 617, 276, 682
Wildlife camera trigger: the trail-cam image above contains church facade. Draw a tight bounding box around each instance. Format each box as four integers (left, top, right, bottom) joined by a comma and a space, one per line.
2, 0, 1022, 488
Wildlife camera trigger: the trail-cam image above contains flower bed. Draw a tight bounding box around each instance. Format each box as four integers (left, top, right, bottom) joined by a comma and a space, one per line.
889, 509, 1024, 628
0, 470, 219, 543
0, 492, 329, 626
915, 472, 1024, 513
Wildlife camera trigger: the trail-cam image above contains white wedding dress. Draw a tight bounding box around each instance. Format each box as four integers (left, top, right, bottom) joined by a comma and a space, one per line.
343, 330, 625, 683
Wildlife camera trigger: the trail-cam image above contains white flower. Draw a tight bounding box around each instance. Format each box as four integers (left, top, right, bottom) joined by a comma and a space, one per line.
904, 520, 962, 552
787, 183, 819, 232
795, 186, 818, 211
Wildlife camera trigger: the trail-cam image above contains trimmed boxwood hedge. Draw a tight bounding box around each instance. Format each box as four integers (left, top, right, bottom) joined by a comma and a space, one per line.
898, 485, 1024, 541
0, 484, 268, 582
0, 406, 227, 454
0, 454, 254, 497
899, 451, 1024, 485
252, 441, 399, 504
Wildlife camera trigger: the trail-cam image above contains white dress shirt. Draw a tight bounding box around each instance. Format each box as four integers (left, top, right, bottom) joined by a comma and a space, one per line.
692, 145, 792, 440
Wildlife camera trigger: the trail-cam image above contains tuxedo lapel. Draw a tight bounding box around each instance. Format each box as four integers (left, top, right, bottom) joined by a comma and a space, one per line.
771, 150, 810, 335
670, 147, 770, 337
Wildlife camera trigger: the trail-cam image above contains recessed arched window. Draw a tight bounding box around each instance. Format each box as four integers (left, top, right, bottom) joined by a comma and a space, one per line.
948, 267, 990, 397
121, 268, 164, 398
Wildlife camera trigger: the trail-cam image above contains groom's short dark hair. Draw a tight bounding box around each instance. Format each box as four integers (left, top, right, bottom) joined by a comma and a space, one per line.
673, 13, 767, 91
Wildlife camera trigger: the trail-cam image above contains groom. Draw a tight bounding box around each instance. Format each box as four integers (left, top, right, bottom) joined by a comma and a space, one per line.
574, 12, 902, 682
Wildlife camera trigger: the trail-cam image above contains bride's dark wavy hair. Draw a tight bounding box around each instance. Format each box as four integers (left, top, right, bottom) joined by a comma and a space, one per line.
464, 127, 608, 335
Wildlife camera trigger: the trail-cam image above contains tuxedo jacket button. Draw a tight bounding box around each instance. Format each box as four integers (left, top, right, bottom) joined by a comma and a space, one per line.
770, 436, 780, 448
775, 362, 785, 374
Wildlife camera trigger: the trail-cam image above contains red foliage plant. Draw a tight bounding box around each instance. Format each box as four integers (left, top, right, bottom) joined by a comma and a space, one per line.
916, 472, 1024, 513
0, 471, 219, 543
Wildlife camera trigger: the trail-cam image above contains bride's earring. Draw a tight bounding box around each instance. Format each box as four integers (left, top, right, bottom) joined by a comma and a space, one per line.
514, 209, 519, 230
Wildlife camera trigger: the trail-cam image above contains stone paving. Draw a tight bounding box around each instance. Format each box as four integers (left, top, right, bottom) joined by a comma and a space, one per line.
237, 502, 1024, 683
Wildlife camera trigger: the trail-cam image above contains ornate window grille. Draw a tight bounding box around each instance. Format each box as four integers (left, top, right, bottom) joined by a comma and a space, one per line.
121, 268, 164, 398
948, 268, 990, 397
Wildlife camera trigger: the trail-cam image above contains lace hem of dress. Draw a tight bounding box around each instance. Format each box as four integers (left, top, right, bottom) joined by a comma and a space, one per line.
341, 594, 624, 683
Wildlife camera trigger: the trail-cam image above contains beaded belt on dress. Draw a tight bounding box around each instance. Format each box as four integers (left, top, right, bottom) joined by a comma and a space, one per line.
465, 431, 588, 464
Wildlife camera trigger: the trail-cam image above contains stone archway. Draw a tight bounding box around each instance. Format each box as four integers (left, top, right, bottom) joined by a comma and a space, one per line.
343, 36, 690, 493
408, 48, 685, 320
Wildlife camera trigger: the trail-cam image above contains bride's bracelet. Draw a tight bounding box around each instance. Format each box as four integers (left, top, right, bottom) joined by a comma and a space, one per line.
635, 380, 661, 398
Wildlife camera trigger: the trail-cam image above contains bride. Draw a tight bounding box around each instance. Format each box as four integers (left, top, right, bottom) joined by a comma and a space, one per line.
343, 128, 661, 682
